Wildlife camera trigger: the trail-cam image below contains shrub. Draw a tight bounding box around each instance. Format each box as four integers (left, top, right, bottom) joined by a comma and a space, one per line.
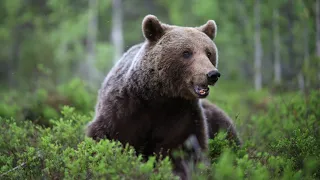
0, 78, 96, 127
0, 88, 319, 179
0, 107, 178, 180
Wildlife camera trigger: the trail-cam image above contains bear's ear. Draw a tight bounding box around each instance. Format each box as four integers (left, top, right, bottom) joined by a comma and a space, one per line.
142, 15, 166, 42
198, 20, 217, 40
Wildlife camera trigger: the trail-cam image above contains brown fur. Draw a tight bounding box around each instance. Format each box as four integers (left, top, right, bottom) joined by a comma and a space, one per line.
86, 15, 240, 180
201, 99, 242, 146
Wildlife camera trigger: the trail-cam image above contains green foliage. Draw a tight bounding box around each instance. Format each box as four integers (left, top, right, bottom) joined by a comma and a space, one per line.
0, 79, 95, 126
0, 0, 113, 89
0, 106, 178, 179
0, 0, 319, 178
1, 90, 319, 179
204, 89, 320, 180
57, 78, 96, 113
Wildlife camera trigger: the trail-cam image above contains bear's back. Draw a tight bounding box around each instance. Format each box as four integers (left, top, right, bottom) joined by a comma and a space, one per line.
100, 43, 144, 91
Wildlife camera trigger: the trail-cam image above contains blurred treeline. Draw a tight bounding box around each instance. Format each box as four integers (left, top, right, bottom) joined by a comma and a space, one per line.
1, 0, 319, 92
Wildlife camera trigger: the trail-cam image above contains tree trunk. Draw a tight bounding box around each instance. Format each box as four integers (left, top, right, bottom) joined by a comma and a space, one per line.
287, 1, 294, 61
8, 27, 20, 88
285, 0, 295, 81
83, 0, 100, 87
298, 73, 305, 92
303, 20, 310, 91
273, 9, 281, 84
236, 0, 252, 78
144, 0, 155, 12
254, 0, 262, 90
316, 0, 320, 81
316, 0, 320, 57
111, 0, 124, 63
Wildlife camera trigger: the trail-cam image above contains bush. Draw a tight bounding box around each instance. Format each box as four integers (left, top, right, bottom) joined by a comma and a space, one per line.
0, 78, 96, 127
204, 90, 320, 180
0, 89, 319, 179
0, 107, 178, 180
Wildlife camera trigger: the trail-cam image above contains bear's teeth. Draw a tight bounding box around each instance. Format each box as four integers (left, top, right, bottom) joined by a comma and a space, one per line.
199, 89, 206, 95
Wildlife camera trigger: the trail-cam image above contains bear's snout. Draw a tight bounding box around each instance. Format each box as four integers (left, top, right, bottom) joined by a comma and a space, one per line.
207, 70, 221, 84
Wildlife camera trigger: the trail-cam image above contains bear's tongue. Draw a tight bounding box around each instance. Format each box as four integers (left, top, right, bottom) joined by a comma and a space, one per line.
194, 85, 209, 97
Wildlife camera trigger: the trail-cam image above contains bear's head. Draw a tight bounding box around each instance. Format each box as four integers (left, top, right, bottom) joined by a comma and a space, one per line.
141, 15, 220, 100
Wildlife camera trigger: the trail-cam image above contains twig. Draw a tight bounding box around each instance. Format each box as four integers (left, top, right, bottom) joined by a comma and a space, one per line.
0, 154, 42, 178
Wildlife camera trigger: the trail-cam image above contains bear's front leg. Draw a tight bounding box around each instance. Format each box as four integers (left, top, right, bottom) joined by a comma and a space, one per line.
171, 135, 207, 180
86, 115, 110, 141
194, 117, 209, 151
201, 99, 242, 146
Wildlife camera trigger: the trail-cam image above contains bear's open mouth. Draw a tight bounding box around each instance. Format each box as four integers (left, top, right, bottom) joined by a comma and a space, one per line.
194, 85, 210, 97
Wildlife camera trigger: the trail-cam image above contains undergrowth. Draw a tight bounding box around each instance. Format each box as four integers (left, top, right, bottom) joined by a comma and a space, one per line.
0, 85, 319, 179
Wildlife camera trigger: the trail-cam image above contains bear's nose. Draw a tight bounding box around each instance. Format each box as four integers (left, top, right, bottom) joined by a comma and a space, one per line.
207, 70, 221, 83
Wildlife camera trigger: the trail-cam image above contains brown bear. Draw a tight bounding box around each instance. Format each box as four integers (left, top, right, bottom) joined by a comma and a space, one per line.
86, 14, 240, 179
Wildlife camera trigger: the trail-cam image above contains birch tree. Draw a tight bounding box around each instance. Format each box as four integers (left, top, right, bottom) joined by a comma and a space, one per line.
316, 0, 320, 81
84, 0, 100, 86
316, 0, 320, 57
273, 8, 281, 84
302, 3, 310, 91
111, 0, 124, 63
254, 0, 262, 90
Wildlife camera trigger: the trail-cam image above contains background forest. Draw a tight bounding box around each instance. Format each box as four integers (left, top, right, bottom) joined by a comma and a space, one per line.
0, 0, 319, 179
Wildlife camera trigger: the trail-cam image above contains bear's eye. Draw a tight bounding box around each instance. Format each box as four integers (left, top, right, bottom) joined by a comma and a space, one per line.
182, 51, 192, 59
207, 52, 212, 58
